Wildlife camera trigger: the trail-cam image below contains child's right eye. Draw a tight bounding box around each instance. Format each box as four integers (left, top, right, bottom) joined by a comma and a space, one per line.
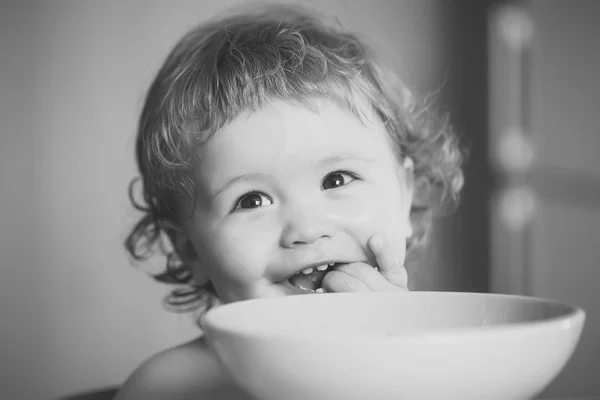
233, 192, 273, 211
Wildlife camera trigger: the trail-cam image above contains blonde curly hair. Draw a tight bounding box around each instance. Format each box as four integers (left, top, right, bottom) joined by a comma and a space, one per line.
125, 4, 465, 315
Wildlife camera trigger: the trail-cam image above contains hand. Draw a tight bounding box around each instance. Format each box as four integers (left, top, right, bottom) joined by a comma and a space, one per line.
321, 233, 408, 292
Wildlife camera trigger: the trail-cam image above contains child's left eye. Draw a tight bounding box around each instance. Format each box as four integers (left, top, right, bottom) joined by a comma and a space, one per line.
321, 171, 358, 190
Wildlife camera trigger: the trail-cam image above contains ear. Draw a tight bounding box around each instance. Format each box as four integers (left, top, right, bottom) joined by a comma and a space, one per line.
398, 157, 415, 239
159, 220, 209, 285
401, 157, 415, 193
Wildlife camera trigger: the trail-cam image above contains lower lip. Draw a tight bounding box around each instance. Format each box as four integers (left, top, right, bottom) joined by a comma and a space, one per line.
281, 279, 323, 294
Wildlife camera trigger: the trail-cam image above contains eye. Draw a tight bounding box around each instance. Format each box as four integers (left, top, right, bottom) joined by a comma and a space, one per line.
321, 171, 358, 190
233, 191, 273, 211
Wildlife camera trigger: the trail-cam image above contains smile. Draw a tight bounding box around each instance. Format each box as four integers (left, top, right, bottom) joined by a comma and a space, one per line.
286, 262, 343, 292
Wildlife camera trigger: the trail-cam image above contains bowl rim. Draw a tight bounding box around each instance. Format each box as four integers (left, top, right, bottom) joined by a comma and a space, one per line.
200, 291, 586, 343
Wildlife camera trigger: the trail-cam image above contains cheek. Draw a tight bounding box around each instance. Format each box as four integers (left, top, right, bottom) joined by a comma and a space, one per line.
331, 182, 410, 244
200, 220, 276, 283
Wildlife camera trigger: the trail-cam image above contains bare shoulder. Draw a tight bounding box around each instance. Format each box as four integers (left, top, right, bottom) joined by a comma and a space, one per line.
113, 336, 250, 400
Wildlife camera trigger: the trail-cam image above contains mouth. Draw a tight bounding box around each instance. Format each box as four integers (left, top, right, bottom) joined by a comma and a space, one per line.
285, 262, 344, 293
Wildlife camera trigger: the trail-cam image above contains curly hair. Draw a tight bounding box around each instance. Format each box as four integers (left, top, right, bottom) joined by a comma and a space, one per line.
125, 3, 465, 315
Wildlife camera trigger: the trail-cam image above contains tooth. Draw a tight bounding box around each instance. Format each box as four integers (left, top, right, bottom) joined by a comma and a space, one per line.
315, 288, 324, 293
328, 262, 335, 267
316, 264, 328, 271
301, 268, 313, 274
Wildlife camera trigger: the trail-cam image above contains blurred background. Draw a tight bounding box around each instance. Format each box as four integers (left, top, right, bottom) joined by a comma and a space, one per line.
1, 0, 598, 399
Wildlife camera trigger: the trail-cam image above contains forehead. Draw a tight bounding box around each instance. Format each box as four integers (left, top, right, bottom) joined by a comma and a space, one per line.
196, 99, 395, 181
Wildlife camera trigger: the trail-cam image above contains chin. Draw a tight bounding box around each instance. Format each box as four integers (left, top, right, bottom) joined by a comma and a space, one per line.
221, 281, 322, 303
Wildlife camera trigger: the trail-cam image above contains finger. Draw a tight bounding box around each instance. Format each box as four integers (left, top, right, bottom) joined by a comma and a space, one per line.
321, 270, 370, 293
333, 262, 402, 292
368, 234, 408, 288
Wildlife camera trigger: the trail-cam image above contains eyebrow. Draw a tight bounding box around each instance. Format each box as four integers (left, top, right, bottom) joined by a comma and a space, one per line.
214, 172, 270, 198
318, 153, 376, 166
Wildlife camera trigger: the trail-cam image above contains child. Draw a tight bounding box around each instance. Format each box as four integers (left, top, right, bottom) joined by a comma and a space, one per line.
116, 3, 464, 399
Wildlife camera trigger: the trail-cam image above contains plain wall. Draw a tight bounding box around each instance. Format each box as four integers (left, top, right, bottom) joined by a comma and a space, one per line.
0, 1, 446, 399
527, 1, 600, 397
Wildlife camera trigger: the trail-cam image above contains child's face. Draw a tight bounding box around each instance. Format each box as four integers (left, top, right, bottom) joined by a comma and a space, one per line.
183, 99, 413, 302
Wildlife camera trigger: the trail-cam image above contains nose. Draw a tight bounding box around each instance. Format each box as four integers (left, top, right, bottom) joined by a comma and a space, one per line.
280, 203, 334, 248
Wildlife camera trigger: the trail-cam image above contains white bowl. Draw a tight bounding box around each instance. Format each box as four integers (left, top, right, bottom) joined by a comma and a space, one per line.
201, 291, 585, 400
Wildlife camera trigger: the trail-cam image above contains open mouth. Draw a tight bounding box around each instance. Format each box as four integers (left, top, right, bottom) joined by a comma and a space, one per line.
287, 262, 342, 293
